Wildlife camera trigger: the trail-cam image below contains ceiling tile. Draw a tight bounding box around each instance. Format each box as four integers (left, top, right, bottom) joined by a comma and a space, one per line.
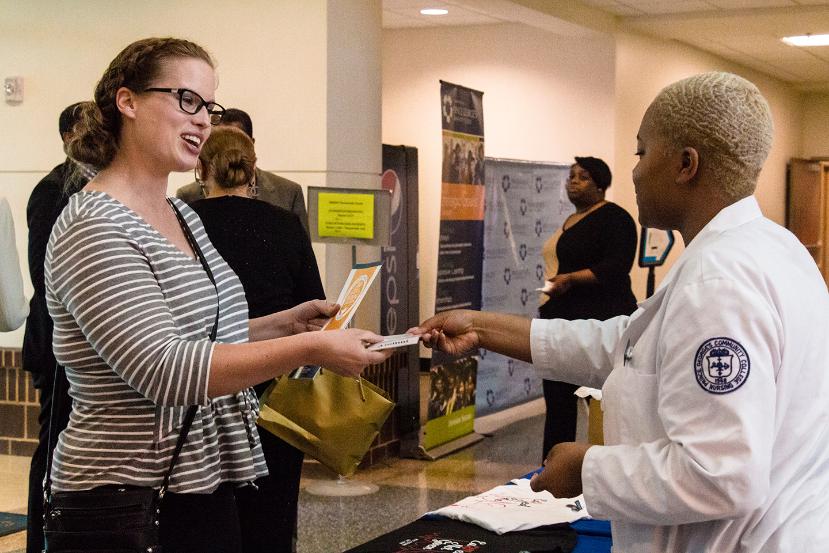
382, 0, 829, 86
603, 4, 648, 16
383, 0, 451, 9
725, 51, 804, 79
775, 58, 829, 73
383, 9, 432, 28
682, 37, 743, 56
619, 1, 717, 15
705, 0, 796, 8
390, 5, 503, 25
721, 34, 818, 58
801, 45, 829, 61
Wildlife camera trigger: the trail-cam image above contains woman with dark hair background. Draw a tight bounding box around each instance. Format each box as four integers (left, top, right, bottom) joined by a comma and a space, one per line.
190, 125, 321, 552
538, 156, 637, 460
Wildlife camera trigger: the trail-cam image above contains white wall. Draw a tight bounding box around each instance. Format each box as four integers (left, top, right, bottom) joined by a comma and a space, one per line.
382, 22, 803, 327
0, 0, 382, 346
613, 31, 803, 299
801, 92, 829, 159
383, 23, 616, 326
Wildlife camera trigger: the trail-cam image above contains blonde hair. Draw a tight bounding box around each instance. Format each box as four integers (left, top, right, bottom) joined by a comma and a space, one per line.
198, 126, 256, 189
648, 71, 773, 200
67, 37, 214, 169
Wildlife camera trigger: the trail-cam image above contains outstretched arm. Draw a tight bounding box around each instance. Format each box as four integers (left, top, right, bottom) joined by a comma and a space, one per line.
48, 215, 391, 404
410, 309, 532, 363
209, 327, 390, 396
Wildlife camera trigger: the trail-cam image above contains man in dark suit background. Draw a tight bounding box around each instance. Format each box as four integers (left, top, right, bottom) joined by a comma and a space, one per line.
24, 102, 97, 553
176, 107, 309, 232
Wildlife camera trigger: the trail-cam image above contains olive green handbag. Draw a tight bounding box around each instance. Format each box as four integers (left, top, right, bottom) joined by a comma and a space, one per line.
257, 369, 394, 477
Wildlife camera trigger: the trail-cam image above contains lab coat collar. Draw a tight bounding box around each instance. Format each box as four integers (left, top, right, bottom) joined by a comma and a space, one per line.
693, 195, 762, 236
683, 195, 762, 257
644, 195, 762, 303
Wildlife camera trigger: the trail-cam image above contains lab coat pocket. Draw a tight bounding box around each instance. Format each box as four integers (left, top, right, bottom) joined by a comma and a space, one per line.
618, 367, 661, 441
601, 358, 658, 444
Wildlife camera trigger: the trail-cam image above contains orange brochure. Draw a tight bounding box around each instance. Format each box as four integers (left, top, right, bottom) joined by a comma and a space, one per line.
322, 262, 382, 331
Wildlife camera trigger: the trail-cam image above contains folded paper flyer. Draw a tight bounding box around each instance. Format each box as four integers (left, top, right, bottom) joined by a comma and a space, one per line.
322, 262, 383, 331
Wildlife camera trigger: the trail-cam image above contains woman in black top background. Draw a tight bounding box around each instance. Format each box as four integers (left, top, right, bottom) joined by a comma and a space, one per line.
538, 156, 637, 460
191, 125, 323, 553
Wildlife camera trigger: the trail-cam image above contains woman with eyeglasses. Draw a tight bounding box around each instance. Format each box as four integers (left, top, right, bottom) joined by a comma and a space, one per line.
45, 37, 391, 553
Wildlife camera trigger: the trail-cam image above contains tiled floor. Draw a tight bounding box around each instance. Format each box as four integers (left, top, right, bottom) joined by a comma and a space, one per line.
0, 401, 545, 553
0, 455, 28, 553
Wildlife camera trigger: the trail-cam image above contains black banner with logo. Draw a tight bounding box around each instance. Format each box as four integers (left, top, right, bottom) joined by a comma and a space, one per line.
424, 82, 485, 450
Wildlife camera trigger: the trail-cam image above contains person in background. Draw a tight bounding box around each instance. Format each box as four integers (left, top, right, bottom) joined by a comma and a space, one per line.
176, 107, 309, 232
189, 125, 323, 552
0, 197, 28, 332
538, 156, 637, 460
47, 37, 390, 552
413, 72, 829, 552
22, 101, 97, 553
473, 142, 485, 185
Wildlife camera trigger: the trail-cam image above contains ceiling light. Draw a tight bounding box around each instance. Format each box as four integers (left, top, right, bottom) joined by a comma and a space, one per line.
781, 34, 829, 47
420, 8, 448, 16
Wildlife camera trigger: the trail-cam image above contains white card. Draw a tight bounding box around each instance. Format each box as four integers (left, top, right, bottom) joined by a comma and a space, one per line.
366, 333, 420, 351
536, 281, 554, 293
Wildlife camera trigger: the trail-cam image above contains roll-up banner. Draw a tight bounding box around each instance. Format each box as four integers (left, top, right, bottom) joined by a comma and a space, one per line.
423, 81, 485, 451
381, 145, 421, 454
478, 159, 573, 416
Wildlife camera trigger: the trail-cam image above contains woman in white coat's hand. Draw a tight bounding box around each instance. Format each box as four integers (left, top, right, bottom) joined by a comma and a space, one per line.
530, 442, 592, 498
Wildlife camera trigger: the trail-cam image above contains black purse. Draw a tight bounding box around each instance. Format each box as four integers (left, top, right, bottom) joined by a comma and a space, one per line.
43, 200, 218, 553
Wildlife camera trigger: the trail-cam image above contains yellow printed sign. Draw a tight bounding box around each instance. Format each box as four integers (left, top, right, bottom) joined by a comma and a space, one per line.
318, 193, 374, 239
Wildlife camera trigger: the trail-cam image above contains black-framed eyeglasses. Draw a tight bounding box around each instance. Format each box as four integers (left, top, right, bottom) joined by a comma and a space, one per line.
143, 88, 225, 125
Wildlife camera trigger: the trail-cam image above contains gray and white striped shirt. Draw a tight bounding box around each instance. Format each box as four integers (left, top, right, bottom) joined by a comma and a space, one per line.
45, 191, 267, 493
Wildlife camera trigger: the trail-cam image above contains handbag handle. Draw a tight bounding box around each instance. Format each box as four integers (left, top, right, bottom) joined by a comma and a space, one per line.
316, 369, 367, 402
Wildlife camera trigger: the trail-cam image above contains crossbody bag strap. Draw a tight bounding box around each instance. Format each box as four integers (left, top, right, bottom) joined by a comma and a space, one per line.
43, 364, 65, 506
158, 405, 197, 499
167, 198, 219, 332
161, 198, 222, 497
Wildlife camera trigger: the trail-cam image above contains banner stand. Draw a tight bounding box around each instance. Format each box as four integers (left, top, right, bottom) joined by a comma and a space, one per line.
416, 432, 485, 461
421, 81, 487, 459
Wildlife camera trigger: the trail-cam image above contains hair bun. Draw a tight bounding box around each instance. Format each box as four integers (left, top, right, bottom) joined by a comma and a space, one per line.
213, 148, 255, 189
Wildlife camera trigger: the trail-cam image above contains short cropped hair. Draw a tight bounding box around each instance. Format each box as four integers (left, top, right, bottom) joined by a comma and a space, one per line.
221, 108, 254, 139
648, 72, 773, 200
574, 156, 612, 190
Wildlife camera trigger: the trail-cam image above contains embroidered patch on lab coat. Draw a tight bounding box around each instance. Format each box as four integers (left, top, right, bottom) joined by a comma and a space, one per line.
694, 337, 750, 394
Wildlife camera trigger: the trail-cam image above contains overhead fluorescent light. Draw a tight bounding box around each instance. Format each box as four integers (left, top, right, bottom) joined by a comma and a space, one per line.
782, 34, 829, 47
420, 8, 448, 16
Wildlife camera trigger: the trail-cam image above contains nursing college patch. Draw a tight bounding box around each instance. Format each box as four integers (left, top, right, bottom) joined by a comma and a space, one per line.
694, 337, 750, 394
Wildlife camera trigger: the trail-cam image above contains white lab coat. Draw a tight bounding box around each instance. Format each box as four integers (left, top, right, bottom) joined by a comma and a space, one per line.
531, 196, 829, 552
